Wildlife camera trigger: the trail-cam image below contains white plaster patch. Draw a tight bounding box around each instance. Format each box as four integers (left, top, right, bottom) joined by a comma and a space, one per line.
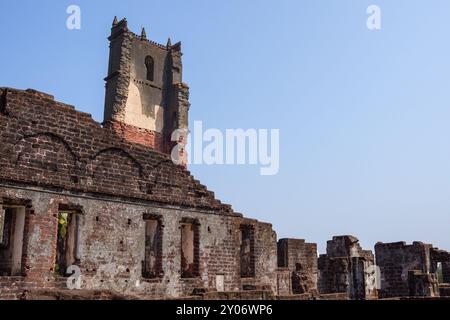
124, 82, 164, 132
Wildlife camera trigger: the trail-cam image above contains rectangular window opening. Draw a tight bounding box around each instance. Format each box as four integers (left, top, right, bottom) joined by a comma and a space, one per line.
181, 220, 200, 278
143, 216, 163, 279
0, 205, 26, 276
55, 209, 81, 277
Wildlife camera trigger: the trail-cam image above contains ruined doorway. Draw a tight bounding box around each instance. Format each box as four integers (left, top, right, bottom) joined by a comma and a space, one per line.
181, 220, 199, 278
143, 215, 163, 278
55, 209, 80, 276
0, 205, 26, 276
240, 225, 255, 278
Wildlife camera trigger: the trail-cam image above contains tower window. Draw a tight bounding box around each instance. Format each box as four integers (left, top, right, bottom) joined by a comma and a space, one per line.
145, 56, 154, 82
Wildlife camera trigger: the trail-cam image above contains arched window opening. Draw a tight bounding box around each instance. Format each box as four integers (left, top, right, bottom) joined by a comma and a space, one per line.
145, 56, 154, 82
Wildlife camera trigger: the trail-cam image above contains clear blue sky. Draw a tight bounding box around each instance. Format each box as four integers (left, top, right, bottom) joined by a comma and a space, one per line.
1, 0, 449, 253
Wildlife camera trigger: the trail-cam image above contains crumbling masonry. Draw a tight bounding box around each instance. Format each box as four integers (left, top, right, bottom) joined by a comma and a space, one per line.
0, 18, 449, 300
318, 236, 378, 300
375, 242, 450, 298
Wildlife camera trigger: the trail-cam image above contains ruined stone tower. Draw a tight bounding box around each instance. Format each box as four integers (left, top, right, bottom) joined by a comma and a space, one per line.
103, 17, 190, 154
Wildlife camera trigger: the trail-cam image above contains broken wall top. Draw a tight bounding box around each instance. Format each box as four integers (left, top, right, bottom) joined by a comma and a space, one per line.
325, 235, 368, 259
0, 87, 235, 215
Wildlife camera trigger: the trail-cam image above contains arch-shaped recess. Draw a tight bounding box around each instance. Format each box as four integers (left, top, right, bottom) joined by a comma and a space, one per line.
15, 132, 79, 163
145, 56, 154, 82
90, 147, 145, 194
90, 147, 143, 176
14, 132, 79, 177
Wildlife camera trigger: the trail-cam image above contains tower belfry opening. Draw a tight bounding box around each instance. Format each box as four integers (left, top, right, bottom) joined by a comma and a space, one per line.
145, 56, 154, 82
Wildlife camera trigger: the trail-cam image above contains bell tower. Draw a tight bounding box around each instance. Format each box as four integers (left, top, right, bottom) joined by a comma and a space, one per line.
103, 17, 190, 155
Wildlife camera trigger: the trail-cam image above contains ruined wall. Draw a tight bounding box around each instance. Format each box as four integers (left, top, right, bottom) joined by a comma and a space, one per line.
431, 248, 450, 283
375, 241, 433, 298
375, 242, 450, 298
0, 87, 277, 299
277, 239, 318, 295
0, 88, 225, 213
253, 222, 278, 292
408, 270, 439, 297
0, 188, 277, 298
318, 236, 377, 300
